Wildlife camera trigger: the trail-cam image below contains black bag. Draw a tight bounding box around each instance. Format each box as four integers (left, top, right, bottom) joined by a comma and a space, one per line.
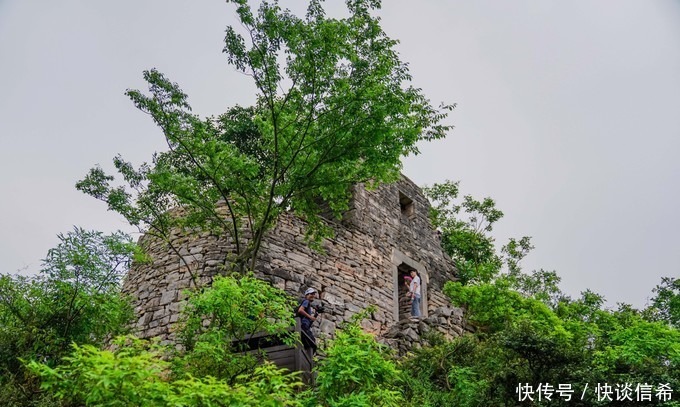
294, 299, 304, 318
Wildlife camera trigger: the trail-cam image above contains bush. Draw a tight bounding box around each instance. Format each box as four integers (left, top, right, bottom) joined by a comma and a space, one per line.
175, 274, 296, 383
0, 228, 138, 405
28, 336, 302, 407
313, 309, 403, 407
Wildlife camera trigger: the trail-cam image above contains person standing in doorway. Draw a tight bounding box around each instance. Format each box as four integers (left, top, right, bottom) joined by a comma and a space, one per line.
297, 287, 318, 353
408, 270, 421, 318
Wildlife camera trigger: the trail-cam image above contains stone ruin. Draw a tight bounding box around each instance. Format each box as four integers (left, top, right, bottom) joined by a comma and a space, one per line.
122, 175, 468, 355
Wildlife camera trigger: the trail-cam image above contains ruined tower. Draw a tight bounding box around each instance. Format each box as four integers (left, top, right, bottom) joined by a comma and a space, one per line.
122, 176, 466, 353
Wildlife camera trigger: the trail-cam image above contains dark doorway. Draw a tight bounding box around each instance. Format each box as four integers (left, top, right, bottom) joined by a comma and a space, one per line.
397, 262, 417, 320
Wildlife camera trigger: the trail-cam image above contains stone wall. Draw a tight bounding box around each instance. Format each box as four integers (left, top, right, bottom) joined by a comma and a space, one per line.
381, 306, 469, 356
122, 176, 465, 348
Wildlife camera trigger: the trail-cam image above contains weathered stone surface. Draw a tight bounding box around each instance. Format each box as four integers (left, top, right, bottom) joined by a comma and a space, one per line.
122, 176, 464, 352
403, 327, 419, 342
435, 306, 453, 318
319, 319, 336, 336
322, 292, 344, 307
159, 290, 176, 306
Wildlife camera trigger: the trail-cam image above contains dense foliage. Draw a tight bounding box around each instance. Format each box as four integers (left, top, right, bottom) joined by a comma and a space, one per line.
76, 0, 453, 281
406, 181, 680, 406
0, 228, 138, 406
312, 308, 403, 407
23, 277, 405, 407
647, 277, 680, 329
28, 336, 302, 407
175, 274, 296, 383
3, 203, 679, 407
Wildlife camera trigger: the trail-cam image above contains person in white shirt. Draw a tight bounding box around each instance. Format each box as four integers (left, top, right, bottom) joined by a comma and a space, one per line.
408, 270, 421, 317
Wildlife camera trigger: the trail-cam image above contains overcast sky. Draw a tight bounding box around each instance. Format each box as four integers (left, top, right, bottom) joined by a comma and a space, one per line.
1, 0, 679, 308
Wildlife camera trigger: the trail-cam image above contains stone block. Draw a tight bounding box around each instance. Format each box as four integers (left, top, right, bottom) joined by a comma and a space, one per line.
285, 280, 301, 293
270, 267, 293, 281
319, 319, 336, 336
322, 292, 344, 307
182, 254, 203, 265
361, 319, 377, 332
271, 276, 286, 290
403, 327, 419, 342
146, 326, 165, 338
345, 302, 362, 313
159, 290, 177, 306
434, 306, 453, 318
152, 309, 166, 321
287, 251, 312, 266
148, 296, 161, 308
373, 310, 386, 322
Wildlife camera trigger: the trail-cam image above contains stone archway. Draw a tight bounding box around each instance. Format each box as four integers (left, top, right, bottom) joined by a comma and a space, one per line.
391, 249, 428, 321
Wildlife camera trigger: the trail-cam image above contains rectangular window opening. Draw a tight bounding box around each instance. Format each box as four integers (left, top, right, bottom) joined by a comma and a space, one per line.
399, 191, 414, 218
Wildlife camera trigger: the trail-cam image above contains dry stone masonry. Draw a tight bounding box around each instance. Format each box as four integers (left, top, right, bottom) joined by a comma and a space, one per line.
123, 175, 467, 351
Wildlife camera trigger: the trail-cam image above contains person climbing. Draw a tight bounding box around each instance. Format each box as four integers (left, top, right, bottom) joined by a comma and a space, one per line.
297, 287, 319, 353
408, 270, 421, 318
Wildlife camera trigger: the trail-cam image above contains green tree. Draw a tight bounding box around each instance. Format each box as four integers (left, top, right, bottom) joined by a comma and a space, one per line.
0, 228, 137, 406
425, 180, 536, 285
415, 182, 679, 406
175, 274, 296, 383
28, 336, 302, 407
416, 279, 680, 406
77, 0, 453, 281
444, 279, 568, 336
509, 268, 565, 308
400, 334, 487, 407
646, 277, 680, 328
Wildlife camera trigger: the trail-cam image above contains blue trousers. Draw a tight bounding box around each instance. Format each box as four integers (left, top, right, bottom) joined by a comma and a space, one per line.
411, 295, 421, 317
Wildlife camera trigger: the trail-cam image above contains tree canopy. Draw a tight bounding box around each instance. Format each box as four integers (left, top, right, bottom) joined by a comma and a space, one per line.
77, 0, 453, 278
416, 181, 680, 406
0, 228, 137, 405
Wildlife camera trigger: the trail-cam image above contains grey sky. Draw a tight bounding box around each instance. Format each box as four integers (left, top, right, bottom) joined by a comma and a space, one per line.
1, 1, 678, 308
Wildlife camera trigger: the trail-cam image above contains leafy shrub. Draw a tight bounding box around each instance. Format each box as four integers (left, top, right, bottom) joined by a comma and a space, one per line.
0, 228, 138, 405
28, 336, 302, 407
313, 309, 403, 407
175, 274, 296, 383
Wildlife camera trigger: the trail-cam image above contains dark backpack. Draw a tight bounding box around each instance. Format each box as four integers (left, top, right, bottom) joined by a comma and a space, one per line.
294, 299, 305, 318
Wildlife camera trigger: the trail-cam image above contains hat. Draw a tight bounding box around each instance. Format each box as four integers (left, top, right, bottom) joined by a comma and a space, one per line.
403, 275, 413, 281
304, 288, 318, 296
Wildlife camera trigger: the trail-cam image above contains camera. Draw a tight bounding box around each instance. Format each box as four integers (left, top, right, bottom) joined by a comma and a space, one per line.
312, 300, 325, 314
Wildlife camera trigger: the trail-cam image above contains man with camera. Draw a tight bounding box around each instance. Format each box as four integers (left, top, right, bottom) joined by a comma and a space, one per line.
297, 287, 321, 353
